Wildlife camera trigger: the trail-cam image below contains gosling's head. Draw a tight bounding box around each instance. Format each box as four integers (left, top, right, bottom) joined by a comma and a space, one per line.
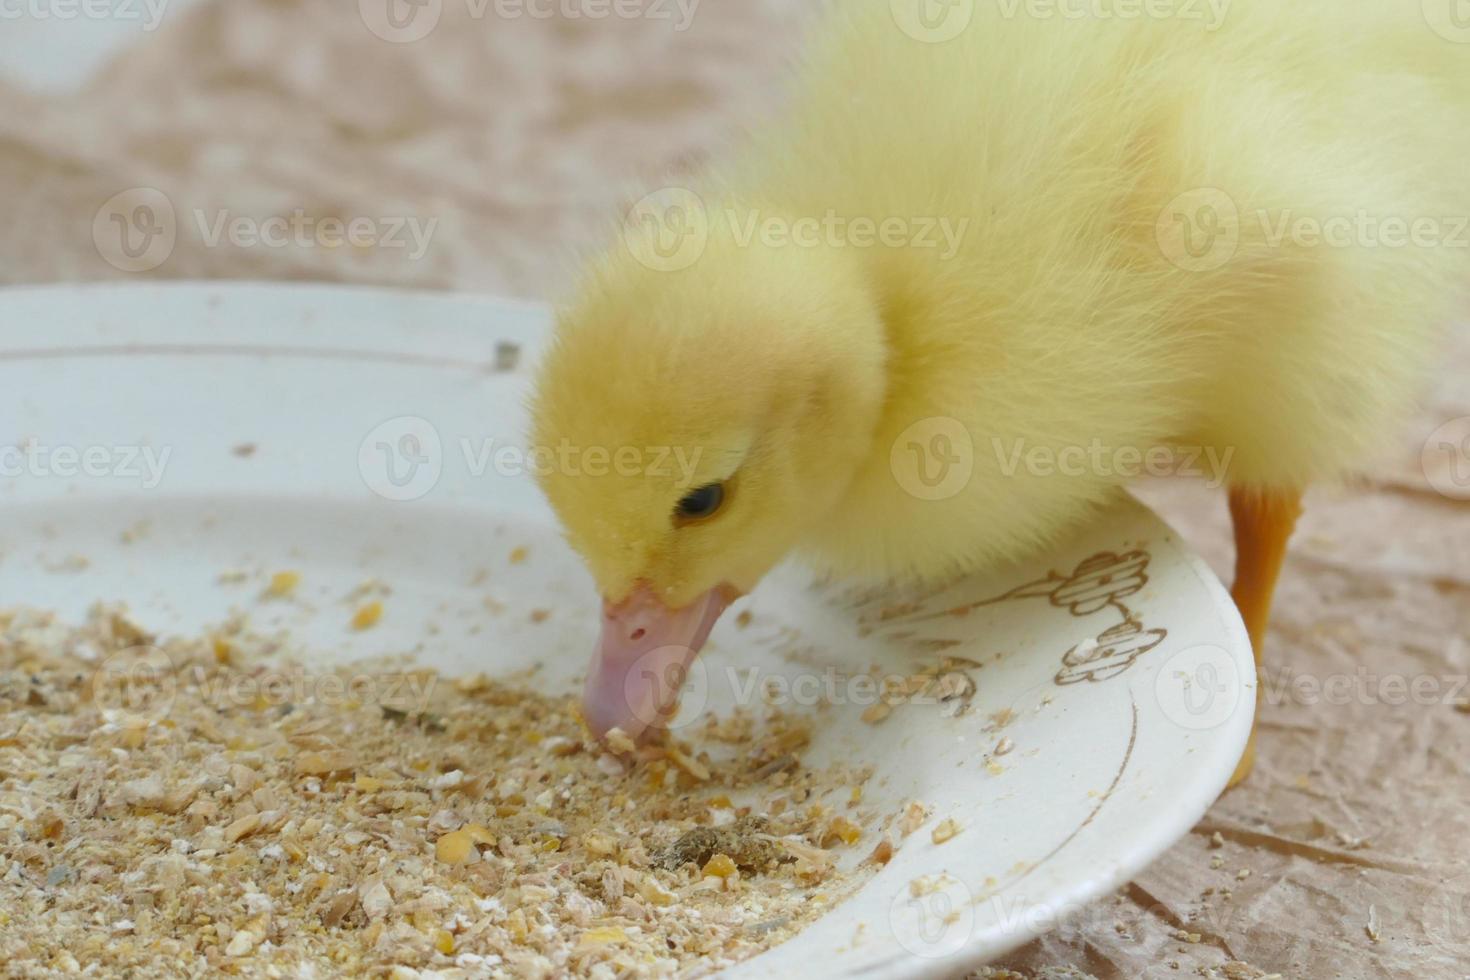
531, 206, 887, 738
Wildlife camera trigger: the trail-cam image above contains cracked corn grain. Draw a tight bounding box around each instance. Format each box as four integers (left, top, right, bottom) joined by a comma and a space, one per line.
0, 605, 878, 977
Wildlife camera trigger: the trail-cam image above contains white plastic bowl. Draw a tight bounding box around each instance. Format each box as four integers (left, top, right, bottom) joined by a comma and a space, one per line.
0, 283, 1254, 977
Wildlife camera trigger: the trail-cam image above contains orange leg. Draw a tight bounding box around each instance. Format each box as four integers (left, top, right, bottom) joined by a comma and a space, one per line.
1226, 486, 1303, 788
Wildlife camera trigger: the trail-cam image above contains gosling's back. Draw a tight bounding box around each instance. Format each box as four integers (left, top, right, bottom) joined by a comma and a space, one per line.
741, 0, 1470, 579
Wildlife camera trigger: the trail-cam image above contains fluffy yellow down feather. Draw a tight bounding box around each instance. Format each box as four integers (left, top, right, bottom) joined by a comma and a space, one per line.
532, 0, 1470, 609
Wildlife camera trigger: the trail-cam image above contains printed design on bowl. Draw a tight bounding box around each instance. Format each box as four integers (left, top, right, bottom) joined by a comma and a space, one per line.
1054, 616, 1167, 686
850, 550, 1169, 688
820, 550, 1153, 927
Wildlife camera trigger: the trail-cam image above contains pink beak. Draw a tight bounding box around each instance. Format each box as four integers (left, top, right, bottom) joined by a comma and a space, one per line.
582, 582, 736, 742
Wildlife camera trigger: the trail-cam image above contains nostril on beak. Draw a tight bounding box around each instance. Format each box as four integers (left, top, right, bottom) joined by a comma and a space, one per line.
630, 628, 647, 641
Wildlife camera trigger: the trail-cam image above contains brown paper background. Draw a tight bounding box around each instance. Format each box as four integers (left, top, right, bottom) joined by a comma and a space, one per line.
3, 2, 1467, 977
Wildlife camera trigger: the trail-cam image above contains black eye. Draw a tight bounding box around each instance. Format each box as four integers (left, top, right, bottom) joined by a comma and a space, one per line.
675, 483, 725, 522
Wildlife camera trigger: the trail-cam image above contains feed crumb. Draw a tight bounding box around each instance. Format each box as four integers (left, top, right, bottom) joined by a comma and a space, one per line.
435, 830, 476, 865
1209, 831, 1225, 849
41, 554, 91, 574
602, 726, 637, 756
988, 708, 1017, 729
931, 818, 962, 845
864, 837, 894, 866
265, 570, 300, 598
703, 854, 738, 879
0, 604, 877, 977
822, 816, 862, 847
667, 745, 712, 782
350, 600, 384, 630
119, 520, 153, 544
899, 801, 930, 837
